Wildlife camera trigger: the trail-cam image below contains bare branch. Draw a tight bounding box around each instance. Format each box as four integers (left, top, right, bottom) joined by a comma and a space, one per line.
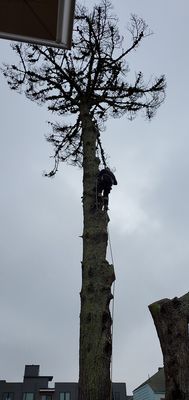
1, 0, 166, 172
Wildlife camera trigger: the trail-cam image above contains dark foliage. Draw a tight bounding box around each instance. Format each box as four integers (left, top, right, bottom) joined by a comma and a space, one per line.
2, 0, 166, 175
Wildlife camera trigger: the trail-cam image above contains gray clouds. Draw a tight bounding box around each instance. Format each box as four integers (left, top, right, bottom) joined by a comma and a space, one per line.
1, 0, 189, 395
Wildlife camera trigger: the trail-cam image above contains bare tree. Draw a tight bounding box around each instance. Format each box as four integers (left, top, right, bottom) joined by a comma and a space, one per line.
2, 1, 166, 399
149, 293, 189, 400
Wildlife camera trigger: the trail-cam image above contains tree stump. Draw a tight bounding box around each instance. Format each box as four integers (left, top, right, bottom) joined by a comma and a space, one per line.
149, 293, 189, 400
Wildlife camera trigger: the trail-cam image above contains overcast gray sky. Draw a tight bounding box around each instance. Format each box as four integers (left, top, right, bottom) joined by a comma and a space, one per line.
0, 0, 189, 396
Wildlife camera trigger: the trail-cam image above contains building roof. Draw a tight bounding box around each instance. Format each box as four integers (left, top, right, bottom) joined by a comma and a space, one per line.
0, 365, 128, 400
134, 368, 165, 393
24, 365, 53, 381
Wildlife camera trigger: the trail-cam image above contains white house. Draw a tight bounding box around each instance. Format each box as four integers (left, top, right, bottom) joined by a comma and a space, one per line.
133, 368, 165, 400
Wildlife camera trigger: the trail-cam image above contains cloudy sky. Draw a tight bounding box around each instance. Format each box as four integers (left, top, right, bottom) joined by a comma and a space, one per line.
0, 0, 189, 395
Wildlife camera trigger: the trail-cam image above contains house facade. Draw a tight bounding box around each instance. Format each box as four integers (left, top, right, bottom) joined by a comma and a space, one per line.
0, 365, 129, 400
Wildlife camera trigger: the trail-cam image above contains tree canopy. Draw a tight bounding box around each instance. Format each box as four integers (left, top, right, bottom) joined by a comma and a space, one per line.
2, 0, 166, 174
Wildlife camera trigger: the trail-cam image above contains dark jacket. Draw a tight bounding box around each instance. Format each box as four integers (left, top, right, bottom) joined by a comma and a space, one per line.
98, 169, 117, 186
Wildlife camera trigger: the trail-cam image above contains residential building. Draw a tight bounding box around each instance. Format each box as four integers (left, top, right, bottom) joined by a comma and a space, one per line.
133, 368, 165, 400
0, 365, 130, 400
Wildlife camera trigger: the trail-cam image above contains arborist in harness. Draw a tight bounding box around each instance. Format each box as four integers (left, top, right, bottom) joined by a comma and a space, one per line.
97, 167, 117, 210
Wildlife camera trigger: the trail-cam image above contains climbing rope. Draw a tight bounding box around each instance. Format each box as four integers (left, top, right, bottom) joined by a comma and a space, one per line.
107, 224, 116, 400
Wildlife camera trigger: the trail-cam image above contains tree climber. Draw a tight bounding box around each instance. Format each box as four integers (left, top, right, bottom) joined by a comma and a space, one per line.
97, 167, 117, 210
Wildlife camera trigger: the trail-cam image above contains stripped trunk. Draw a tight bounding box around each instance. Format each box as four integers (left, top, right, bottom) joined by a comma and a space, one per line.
78, 104, 115, 400
149, 293, 189, 400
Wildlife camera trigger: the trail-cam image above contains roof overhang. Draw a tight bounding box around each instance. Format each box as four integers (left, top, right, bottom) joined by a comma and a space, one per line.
0, 0, 76, 49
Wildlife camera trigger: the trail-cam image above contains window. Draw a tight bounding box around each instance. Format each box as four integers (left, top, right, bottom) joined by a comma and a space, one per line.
3, 393, 14, 400
23, 393, 34, 400
59, 393, 71, 400
114, 393, 120, 400
41, 396, 52, 400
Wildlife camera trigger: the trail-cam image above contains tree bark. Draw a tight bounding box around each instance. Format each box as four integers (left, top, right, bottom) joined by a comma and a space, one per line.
149, 293, 189, 400
78, 104, 115, 400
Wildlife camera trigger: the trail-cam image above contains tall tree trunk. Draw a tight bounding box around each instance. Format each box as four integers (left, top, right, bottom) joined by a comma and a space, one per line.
78, 104, 115, 400
149, 293, 189, 400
